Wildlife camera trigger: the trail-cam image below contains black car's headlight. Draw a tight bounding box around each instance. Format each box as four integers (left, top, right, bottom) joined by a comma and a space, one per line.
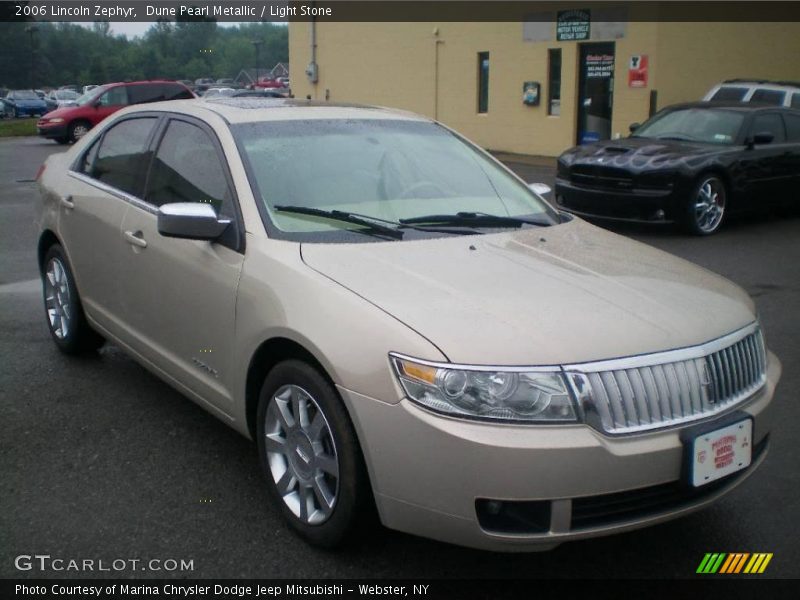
390, 354, 578, 423
637, 170, 677, 190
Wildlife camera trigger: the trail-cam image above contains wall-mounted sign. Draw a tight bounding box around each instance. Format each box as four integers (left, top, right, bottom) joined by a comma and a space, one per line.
557, 9, 591, 41
628, 54, 649, 88
523, 81, 541, 105
585, 53, 614, 79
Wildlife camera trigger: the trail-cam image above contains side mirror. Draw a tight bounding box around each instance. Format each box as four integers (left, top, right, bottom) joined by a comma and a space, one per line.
528, 182, 552, 196
750, 131, 775, 146
157, 202, 230, 240
629, 122, 641, 133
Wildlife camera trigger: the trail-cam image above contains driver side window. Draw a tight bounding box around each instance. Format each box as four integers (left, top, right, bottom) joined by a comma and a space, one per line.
98, 86, 129, 107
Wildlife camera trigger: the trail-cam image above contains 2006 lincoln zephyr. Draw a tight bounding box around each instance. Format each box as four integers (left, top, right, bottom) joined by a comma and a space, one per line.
36, 98, 781, 551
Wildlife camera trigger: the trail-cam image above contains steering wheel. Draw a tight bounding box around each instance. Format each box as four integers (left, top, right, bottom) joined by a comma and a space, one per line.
398, 181, 448, 199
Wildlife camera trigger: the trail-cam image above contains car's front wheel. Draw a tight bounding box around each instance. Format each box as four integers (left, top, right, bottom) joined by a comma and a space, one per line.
68, 120, 91, 143
256, 360, 371, 548
42, 244, 104, 354
685, 175, 727, 235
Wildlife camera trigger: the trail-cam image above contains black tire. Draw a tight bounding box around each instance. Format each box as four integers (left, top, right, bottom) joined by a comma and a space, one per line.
684, 174, 727, 236
41, 244, 104, 354
68, 120, 91, 143
256, 360, 372, 548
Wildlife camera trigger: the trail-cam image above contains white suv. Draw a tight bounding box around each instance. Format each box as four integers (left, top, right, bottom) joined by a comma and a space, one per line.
704, 79, 800, 108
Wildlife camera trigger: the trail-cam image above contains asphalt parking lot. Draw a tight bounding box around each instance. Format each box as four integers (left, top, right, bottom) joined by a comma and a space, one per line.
1, 136, 798, 579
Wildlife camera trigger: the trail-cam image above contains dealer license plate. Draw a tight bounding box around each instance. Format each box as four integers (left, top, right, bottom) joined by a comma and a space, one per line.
691, 419, 752, 487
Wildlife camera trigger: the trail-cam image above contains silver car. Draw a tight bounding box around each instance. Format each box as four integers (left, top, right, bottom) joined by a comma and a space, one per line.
36, 99, 781, 551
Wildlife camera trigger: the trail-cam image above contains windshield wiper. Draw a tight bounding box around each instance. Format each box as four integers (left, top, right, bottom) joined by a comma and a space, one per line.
273, 205, 404, 239
400, 211, 551, 228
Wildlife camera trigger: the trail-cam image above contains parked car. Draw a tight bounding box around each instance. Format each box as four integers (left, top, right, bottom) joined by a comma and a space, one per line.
194, 78, 216, 94
555, 102, 800, 235
2, 89, 48, 118
35, 99, 780, 551
34, 89, 46, 99
216, 78, 235, 86
36, 80, 194, 144
252, 77, 285, 90
231, 89, 287, 99
704, 79, 800, 108
45, 89, 80, 112
202, 87, 236, 99
82, 85, 98, 95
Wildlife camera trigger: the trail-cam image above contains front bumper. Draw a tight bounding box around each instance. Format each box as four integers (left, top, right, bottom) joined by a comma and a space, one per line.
37, 121, 68, 139
339, 352, 780, 552
10, 106, 46, 118
555, 177, 688, 224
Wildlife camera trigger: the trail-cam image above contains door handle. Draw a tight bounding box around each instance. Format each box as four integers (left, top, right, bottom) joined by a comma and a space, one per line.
124, 230, 148, 248
59, 194, 75, 209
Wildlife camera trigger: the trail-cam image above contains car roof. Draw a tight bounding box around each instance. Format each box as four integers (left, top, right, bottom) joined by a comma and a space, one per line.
115, 97, 430, 124
720, 79, 800, 89
664, 101, 799, 113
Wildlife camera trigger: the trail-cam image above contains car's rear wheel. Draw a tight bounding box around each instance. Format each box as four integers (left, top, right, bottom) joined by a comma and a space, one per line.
68, 120, 91, 143
256, 360, 371, 548
42, 244, 104, 354
685, 175, 727, 236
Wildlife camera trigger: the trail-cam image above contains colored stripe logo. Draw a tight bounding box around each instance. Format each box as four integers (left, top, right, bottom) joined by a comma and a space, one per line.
697, 553, 773, 574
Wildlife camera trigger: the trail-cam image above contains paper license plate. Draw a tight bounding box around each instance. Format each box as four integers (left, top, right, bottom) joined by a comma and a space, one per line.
691, 419, 752, 487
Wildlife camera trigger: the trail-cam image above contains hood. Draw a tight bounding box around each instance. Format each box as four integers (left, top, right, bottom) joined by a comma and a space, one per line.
561, 137, 730, 171
42, 105, 82, 119
300, 219, 755, 366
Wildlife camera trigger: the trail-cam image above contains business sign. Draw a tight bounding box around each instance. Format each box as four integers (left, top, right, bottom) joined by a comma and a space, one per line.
522, 81, 541, 105
585, 53, 614, 79
557, 9, 591, 41
628, 54, 649, 88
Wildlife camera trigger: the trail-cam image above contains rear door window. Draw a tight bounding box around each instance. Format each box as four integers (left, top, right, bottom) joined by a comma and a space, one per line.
751, 113, 787, 143
783, 114, 800, 142
709, 87, 748, 102
791, 93, 800, 109
91, 117, 158, 196
749, 89, 786, 106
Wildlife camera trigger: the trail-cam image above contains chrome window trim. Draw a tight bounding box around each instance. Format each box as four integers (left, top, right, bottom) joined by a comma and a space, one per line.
67, 170, 157, 215
388, 352, 562, 373
562, 322, 760, 372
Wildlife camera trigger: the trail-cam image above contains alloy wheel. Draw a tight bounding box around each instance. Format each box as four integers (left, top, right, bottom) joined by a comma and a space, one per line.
72, 123, 89, 139
693, 177, 726, 233
263, 384, 340, 525
44, 257, 71, 339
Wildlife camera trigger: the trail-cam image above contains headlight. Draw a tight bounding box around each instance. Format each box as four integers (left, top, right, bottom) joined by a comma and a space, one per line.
46, 118, 65, 124
390, 354, 577, 423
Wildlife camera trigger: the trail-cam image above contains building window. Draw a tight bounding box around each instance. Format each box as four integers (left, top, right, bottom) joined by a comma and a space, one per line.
477, 52, 489, 113
548, 48, 562, 116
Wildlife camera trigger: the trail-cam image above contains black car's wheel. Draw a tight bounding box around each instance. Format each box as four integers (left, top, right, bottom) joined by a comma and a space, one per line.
256, 360, 371, 548
685, 175, 727, 236
68, 120, 91, 143
42, 244, 104, 354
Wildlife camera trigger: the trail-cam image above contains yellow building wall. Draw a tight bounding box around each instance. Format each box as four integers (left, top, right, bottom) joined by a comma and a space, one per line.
290, 20, 800, 157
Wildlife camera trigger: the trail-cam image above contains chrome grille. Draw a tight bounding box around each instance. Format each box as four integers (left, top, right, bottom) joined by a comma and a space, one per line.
566, 326, 766, 434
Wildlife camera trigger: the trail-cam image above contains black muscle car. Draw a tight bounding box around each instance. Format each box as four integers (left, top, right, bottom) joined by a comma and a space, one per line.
555, 102, 800, 234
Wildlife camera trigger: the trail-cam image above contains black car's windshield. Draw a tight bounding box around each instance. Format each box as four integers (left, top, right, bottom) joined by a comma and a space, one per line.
234, 118, 558, 242
11, 90, 39, 100
632, 108, 745, 145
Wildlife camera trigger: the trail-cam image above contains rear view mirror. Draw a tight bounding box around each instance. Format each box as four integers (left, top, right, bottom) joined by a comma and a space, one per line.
157, 202, 230, 240
629, 122, 641, 133
751, 131, 775, 145
528, 182, 552, 196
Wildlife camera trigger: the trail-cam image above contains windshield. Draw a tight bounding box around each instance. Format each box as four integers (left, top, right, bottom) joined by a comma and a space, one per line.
234, 119, 557, 242
632, 108, 745, 144
13, 90, 39, 100
56, 90, 79, 100
76, 85, 109, 106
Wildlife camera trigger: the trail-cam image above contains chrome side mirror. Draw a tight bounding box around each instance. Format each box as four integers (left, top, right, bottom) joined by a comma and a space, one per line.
157, 202, 230, 240
528, 182, 552, 196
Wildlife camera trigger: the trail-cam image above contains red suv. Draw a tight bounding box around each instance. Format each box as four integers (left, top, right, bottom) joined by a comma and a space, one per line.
37, 80, 194, 144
